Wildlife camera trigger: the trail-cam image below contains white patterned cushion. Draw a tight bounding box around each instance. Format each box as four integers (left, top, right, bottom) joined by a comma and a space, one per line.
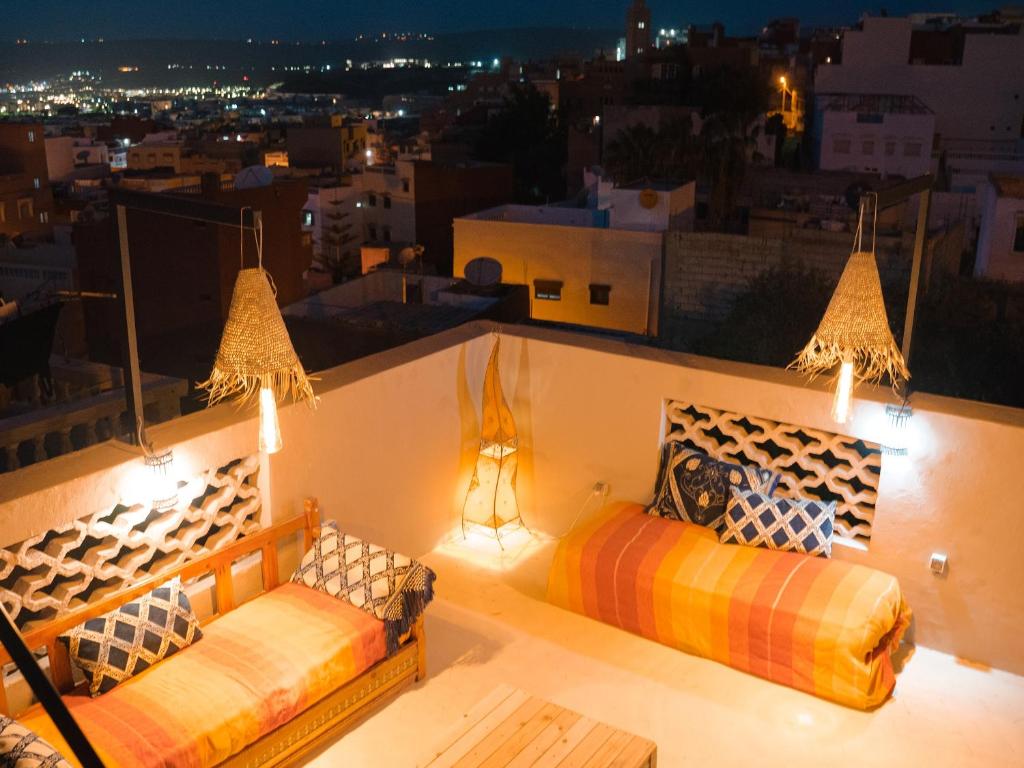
720, 489, 835, 557
291, 522, 435, 654
0, 716, 72, 767
58, 580, 203, 696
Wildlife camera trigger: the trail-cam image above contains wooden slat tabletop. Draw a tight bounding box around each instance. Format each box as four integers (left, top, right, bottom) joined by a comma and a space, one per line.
421, 685, 656, 768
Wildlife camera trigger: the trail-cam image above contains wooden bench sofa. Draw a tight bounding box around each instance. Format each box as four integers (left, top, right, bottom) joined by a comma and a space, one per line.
1, 498, 426, 767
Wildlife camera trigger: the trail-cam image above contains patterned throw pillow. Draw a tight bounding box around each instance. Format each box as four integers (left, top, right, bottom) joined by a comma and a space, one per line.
647, 444, 780, 530
0, 716, 72, 768
58, 580, 203, 697
720, 488, 836, 557
292, 522, 435, 655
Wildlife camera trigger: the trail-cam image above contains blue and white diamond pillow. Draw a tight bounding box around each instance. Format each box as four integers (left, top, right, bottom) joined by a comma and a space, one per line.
720, 488, 836, 557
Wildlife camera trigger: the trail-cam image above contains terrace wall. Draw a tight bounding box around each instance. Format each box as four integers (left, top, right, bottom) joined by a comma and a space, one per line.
2, 321, 1023, 677
481, 324, 1024, 676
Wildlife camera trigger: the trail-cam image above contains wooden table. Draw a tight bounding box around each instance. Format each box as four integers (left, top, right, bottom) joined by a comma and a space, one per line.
421, 685, 657, 767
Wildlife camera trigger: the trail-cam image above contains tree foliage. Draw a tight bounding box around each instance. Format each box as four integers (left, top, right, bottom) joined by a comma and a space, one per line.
604, 66, 771, 229
475, 83, 566, 204
689, 260, 833, 366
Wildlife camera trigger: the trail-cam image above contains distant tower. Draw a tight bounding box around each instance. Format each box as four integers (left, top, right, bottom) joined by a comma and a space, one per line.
626, 0, 652, 59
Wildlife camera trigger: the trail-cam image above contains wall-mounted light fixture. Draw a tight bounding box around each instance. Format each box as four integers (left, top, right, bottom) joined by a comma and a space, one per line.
144, 447, 178, 510
881, 402, 912, 457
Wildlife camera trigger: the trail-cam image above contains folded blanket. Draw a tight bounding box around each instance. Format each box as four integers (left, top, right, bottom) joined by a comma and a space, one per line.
292, 521, 436, 654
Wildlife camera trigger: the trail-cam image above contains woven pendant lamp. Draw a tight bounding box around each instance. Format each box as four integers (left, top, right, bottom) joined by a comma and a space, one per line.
461, 334, 527, 547
198, 218, 315, 452
791, 199, 909, 423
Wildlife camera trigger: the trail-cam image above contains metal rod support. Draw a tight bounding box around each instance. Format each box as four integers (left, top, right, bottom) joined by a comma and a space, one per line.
108, 189, 261, 228
116, 204, 145, 448
902, 187, 932, 368
863, 174, 935, 211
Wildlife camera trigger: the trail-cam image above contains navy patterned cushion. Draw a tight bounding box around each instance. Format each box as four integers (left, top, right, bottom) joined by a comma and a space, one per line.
647, 444, 780, 530
720, 488, 836, 557
58, 580, 203, 697
0, 716, 72, 767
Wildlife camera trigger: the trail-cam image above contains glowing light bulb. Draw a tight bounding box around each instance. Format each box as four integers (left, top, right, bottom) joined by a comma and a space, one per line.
259, 387, 283, 454
832, 359, 855, 424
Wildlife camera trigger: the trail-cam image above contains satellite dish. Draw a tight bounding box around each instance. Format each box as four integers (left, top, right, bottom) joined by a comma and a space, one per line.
234, 165, 273, 190
464, 257, 502, 287
75, 150, 91, 161
399, 244, 424, 266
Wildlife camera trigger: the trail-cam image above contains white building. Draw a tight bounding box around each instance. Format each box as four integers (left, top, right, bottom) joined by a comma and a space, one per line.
812, 93, 935, 177
301, 179, 362, 277
359, 156, 417, 245
815, 15, 1024, 189
975, 175, 1024, 282
43, 137, 110, 182
593, 177, 696, 231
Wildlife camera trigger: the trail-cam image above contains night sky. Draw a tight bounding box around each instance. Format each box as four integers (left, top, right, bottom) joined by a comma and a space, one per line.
8, 0, 992, 40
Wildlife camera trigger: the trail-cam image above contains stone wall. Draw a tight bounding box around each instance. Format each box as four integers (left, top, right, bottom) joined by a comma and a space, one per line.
663, 228, 912, 322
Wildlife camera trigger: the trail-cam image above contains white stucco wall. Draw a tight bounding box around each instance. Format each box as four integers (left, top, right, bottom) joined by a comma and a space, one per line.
975, 182, 1024, 281
2, 321, 1023, 676
475, 324, 1024, 676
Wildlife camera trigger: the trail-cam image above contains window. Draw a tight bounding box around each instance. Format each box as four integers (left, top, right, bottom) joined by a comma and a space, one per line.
368, 192, 377, 207
0, 202, 4, 222
382, 226, 391, 242
589, 284, 611, 305
534, 279, 562, 301
27, 130, 34, 143
383, 195, 391, 209
1014, 215, 1024, 253
903, 142, 922, 157
302, 210, 314, 227
833, 138, 851, 154
17, 198, 32, 220
885, 141, 896, 156
367, 224, 377, 240
861, 140, 875, 155
638, 21, 645, 29
39, 211, 48, 224
401, 178, 410, 193
33, 177, 40, 189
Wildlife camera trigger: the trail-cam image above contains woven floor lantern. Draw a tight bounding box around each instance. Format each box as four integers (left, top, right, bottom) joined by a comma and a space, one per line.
791, 199, 909, 424
461, 334, 527, 547
198, 219, 315, 453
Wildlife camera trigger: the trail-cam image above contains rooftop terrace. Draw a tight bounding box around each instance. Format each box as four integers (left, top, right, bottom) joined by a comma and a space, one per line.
0, 321, 1022, 765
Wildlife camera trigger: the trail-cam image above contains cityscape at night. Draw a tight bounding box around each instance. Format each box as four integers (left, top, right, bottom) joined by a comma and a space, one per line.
0, 2, 1023, 767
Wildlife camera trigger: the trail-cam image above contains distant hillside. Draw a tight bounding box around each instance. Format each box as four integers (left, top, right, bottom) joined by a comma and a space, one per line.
0, 28, 619, 89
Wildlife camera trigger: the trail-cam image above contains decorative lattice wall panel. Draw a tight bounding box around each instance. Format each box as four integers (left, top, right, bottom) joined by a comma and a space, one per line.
0, 454, 262, 632
664, 401, 882, 541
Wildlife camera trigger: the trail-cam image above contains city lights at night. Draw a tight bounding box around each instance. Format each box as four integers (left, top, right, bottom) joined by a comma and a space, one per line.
0, 1, 1022, 767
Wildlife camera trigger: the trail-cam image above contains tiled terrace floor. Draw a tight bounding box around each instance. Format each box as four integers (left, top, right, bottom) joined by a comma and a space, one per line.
312, 539, 1024, 767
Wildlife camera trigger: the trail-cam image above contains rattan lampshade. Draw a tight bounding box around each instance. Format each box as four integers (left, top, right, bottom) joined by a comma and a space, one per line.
198, 267, 315, 407
792, 249, 909, 387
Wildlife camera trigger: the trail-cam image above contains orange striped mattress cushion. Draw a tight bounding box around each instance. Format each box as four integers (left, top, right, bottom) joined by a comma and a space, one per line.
19, 582, 386, 767
547, 502, 911, 709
